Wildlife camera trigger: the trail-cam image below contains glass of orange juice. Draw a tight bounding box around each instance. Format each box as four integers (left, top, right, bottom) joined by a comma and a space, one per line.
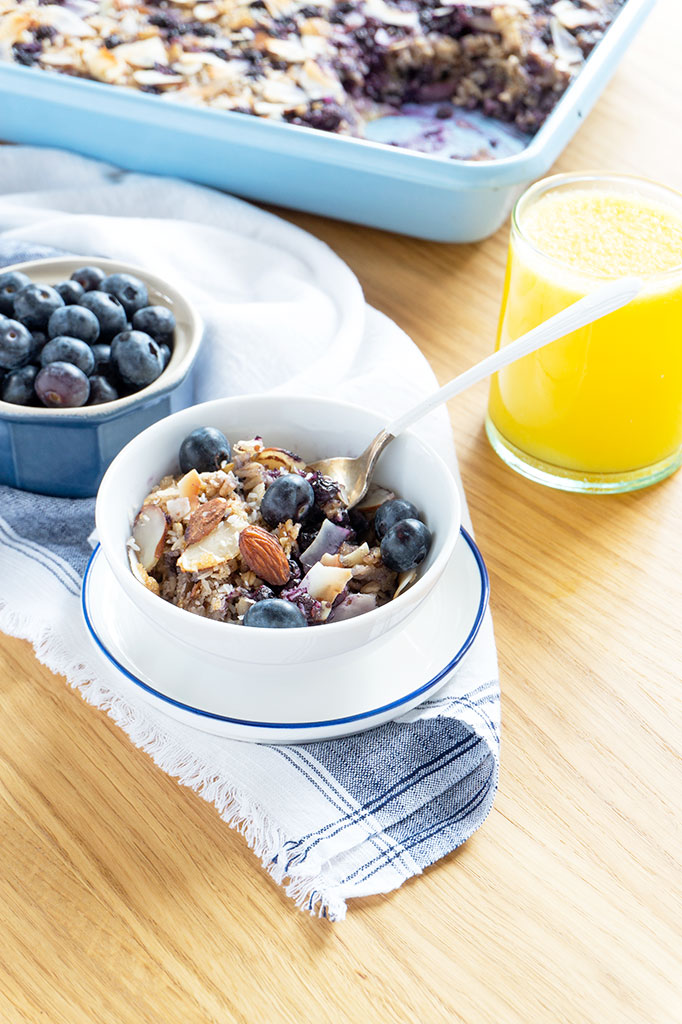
486, 173, 682, 493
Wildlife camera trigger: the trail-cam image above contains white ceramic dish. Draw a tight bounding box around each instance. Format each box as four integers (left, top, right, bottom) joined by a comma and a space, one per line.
95, 394, 462, 665
82, 526, 487, 742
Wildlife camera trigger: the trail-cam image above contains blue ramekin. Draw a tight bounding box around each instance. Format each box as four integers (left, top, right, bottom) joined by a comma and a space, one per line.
0, 257, 203, 498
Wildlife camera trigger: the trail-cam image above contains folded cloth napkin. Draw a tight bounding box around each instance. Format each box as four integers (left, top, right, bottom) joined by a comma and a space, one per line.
0, 147, 499, 920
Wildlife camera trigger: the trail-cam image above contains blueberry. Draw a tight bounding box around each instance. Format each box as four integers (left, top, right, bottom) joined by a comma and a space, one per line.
260, 474, 315, 526
110, 329, 164, 387
13, 283, 64, 330
1, 364, 38, 405
79, 290, 127, 339
132, 304, 176, 343
243, 599, 308, 628
0, 318, 33, 369
48, 304, 100, 344
35, 361, 90, 408
28, 330, 47, 362
0, 270, 30, 316
178, 427, 231, 474
70, 265, 105, 292
374, 498, 420, 540
54, 279, 84, 305
380, 519, 432, 573
41, 336, 96, 376
90, 342, 111, 374
88, 375, 119, 404
101, 273, 148, 317
158, 343, 171, 369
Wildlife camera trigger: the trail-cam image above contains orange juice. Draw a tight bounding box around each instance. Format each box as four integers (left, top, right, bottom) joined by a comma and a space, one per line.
487, 174, 682, 492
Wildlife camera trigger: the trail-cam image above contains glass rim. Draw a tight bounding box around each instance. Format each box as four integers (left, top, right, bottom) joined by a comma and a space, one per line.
512, 171, 682, 282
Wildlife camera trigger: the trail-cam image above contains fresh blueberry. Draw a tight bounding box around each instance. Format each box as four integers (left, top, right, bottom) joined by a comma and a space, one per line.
158, 343, 171, 370
0, 318, 33, 369
1, 364, 38, 405
79, 290, 127, 339
110, 329, 164, 387
380, 518, 432, 573
48, 304, 100, 344
0, 270, 30, 316
54, 279, 85, 305
178, 426, 231, 474
132, 304, 176, 343
13, 283, 64, 330
70, 266, 105, 292
243, 599, 308, 628
374, 498, 420, 540
40, 336, 96, 376
90, 343, 111, 374
101, 273, 149, 317
28, 330, 47, 362
88, 375, 119, 404
35, 361, 90, 408
260, 474, 315, 526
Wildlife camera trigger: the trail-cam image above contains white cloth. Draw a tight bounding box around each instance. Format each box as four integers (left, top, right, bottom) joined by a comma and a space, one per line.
0, 147, 499, 920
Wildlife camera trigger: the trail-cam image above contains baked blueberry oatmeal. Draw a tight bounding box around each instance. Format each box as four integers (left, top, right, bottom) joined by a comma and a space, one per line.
1, 0, 625, 154
128, 427, 433, 627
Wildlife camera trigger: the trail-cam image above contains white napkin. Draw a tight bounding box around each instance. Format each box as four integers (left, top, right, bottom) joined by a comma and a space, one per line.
0, 147, 499, 920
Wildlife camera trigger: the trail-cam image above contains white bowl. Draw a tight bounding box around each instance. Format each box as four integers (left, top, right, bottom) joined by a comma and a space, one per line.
95, 394, 461, 664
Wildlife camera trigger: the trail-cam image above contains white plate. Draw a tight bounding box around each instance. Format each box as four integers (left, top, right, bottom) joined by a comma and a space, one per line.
82, 527, 488, 743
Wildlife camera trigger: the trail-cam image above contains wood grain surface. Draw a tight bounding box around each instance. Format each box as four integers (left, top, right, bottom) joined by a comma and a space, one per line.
1, 3, 681, 1021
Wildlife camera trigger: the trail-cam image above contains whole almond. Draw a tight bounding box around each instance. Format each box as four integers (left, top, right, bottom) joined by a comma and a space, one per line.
239, 524, 291, 586
184, 497, 227, 546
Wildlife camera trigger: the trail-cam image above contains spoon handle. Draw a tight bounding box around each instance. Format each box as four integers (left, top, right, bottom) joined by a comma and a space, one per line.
384, 277, 643, 439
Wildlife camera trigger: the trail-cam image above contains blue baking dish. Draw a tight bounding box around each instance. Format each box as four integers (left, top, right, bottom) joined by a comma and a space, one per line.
0, 0, 655, 242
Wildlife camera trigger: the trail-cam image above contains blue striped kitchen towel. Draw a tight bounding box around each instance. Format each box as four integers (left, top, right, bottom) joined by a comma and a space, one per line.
0, 148, 499, 919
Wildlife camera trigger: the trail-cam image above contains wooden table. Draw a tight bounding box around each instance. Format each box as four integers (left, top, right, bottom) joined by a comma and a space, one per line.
2, 4, 681, 1021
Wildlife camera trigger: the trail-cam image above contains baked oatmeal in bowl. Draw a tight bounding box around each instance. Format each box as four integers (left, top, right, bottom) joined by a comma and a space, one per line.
95, 394, 461, 664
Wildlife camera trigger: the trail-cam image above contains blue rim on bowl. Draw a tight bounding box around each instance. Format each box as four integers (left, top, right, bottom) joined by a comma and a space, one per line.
81, 526, 488, 729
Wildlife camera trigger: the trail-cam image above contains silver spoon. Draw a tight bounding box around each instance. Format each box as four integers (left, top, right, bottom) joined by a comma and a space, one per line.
311, 277, 642, 507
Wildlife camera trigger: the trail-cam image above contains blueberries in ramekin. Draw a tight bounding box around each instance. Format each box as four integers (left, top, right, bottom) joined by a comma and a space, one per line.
1, 364, 38, 405
70, 265, 105, 292
79, 290, 127, 340
0, 270, 31, 316
35, 361, 90, 408
0, 318, 34, 370
13, 283, 64, 331
54, 279, 85, 305
110, 329, 164, 387
48, 304, 100, 344
41, 336, 96, 377
179, 426, 232, 474
2, 266, 177, 408
133, 305, 176, 344
102, 273, 149, 318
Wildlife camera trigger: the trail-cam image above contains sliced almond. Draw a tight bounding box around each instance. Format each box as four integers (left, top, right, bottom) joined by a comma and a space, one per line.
132, 504, 168, 570
339, 542, 370, 568
184, 497, 227, 546
393, 568, 418, 600
239, 525, 291, 586
178, 518, 242, 573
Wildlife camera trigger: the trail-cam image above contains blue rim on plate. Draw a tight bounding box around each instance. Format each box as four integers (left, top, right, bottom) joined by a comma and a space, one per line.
81, 526, 489, 730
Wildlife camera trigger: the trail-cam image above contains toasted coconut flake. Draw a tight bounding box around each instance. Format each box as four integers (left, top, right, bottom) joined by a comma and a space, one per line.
178, 468, 203, 502
128, 549, 161, 595
302, 562, 352, 603
393, 568, 417, 599
253, 447, 307, 473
